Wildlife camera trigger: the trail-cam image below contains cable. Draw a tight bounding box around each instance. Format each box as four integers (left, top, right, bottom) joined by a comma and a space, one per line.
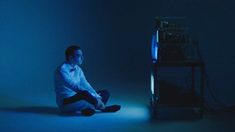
192, 35, 234, 112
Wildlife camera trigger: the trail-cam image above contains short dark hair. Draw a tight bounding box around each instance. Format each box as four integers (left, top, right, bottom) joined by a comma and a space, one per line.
65, 45, 81, 61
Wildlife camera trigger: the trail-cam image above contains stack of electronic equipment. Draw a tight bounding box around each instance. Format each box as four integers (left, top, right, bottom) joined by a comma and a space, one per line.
154, 17, 198, 61
150, 17, 205, 119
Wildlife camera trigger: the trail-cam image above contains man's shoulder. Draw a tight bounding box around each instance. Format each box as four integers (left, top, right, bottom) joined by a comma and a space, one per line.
75, 65, 82, 71
56, 62, 70, 72
56, 62, 83, 72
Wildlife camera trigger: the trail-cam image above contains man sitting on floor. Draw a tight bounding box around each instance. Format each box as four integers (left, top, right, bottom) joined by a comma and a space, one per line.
54, 45, 121, 116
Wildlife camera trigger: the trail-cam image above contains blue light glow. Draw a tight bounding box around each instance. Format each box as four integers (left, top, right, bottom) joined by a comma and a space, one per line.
151, 72, 154, 95
151, 31, 159, 61
114, 105, 150, 121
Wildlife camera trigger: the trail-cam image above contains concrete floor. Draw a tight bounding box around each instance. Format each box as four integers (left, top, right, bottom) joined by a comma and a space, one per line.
0, 82, 234, 132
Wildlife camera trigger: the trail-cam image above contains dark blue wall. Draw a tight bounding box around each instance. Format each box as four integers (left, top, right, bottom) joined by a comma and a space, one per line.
0, 0, 234, 105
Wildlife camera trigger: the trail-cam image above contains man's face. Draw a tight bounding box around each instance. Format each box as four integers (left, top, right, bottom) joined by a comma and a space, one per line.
71, 49, 83, 66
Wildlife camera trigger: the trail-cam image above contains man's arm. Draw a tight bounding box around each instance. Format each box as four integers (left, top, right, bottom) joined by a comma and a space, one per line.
79, 69, 102, 100
77, 68, 106, 109
58, 69, 85, 92
96, 98, 105, 110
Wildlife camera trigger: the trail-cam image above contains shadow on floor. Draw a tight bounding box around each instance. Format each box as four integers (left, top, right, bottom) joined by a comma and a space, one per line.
0, 106, 60, 115
0, 105, 122, 117
0, 106, 87, 117
0, 106, 106, 117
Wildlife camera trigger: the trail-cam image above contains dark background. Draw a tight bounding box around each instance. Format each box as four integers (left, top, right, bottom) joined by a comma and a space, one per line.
0, 0, 234, 106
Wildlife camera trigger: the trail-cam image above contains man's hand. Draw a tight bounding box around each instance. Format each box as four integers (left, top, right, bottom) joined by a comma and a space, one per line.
96, 99, 105, 110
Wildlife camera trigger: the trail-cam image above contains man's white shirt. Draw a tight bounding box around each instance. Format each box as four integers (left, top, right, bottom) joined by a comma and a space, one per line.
54, 62, 101, 107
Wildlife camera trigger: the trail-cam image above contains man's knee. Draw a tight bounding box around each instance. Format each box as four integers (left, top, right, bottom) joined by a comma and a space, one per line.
79, 91, 97, 106
80, 90, 90, 96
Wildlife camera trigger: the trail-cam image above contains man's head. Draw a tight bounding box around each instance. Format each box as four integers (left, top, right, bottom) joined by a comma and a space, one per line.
65, 45, 83, 66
